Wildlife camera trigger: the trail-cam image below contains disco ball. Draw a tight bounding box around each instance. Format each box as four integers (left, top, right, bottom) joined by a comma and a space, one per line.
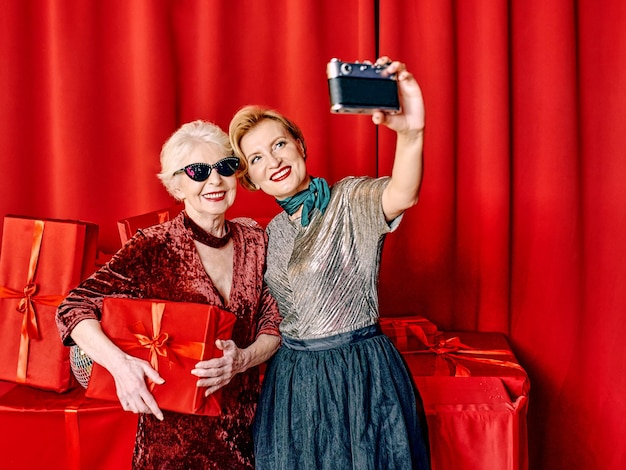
70, 345, 93, 389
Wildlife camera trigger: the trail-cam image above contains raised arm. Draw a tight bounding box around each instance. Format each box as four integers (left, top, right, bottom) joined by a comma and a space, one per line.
373, 58, 426, 222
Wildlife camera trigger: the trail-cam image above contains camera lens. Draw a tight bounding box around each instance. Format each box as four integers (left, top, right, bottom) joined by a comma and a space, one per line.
340, 63, 352, 75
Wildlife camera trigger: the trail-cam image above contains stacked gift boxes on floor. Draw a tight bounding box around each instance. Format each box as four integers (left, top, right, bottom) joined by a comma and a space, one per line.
0, 210, 530, 470
382, 315, 530, 470
0, 209, 242, 470
0, 214, 138, 470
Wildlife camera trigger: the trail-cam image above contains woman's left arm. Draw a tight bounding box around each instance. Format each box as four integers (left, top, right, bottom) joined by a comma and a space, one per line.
192, 282, 281, 396
373, 58, 426, 222
192, 334, 280, 397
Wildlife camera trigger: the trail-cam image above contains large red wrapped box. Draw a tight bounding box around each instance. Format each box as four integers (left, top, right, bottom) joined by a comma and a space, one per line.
0, 215, 98, 391
86, 298, 237, 416
0, 380, 137, 470
380, 314, 441, 351
405, 331, 530, 398
415, 376, 528, 470
405, 331, 530, 470
117, 204, 184, 245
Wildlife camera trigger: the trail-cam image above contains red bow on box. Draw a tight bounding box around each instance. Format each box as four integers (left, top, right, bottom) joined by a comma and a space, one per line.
382, 318, 432, 349
411, 335, 526, 377
113, 302, 216, 412
0, 221, 65, 382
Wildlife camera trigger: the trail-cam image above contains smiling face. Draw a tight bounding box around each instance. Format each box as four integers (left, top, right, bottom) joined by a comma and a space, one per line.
239, 119, 310, 200
171, 142, 237, 220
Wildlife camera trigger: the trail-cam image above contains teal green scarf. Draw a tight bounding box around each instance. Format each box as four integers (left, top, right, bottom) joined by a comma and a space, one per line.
276, 177, 330, 227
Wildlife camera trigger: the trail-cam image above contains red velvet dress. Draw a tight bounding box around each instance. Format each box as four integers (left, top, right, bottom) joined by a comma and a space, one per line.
56, 212, 281, 470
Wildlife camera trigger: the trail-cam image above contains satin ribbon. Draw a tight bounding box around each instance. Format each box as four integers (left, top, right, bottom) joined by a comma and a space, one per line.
380, 318, 434, 350
410, 335, 527, 377
115, 302, 208, 396
0, 220, 65, 383
157, 211, 170, 223
64, 405, 81, 470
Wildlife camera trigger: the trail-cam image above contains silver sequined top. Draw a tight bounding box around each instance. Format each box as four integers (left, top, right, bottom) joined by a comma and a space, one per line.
265, 176, 402, 340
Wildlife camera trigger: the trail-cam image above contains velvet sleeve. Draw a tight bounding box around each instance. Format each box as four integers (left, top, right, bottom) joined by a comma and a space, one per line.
255, 281, 282, 339
55, 231, 156, 346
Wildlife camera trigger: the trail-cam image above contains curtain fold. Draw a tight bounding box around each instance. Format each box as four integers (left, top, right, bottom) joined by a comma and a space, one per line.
169, 0, 378, 222
0, 0, 179, 253
1, 1, 625, 469
380, 1, 626, 469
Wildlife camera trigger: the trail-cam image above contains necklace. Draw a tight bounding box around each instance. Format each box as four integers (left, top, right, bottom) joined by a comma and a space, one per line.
183, 212, 232, 248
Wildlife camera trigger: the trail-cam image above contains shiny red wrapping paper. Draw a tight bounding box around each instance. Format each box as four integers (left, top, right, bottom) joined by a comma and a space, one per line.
0, 380, 137, 470
86, 298, 237, 416
405, 331, 530, 470
380, 315, 441, 351
0, 215, 98, 392
116, 204, 184, 245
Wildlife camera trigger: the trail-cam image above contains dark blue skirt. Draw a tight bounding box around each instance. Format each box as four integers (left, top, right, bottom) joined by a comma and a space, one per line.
253, 325, 430, 469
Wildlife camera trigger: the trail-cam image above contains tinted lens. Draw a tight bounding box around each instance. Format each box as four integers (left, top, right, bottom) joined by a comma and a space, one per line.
177, 157, 240, 182
183, 163, 211, 182
214, 157, 240, 177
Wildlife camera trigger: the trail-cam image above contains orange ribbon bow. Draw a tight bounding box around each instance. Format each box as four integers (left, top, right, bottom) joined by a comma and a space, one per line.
116, 302, 207, 393
0, 220, 65, 382
421, 336, 527, 377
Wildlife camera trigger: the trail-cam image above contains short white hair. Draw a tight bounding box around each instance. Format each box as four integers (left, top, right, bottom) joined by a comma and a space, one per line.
157, 120, 232, 198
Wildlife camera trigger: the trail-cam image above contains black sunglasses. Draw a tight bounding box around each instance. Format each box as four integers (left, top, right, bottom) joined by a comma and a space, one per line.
173, 156, 240, 182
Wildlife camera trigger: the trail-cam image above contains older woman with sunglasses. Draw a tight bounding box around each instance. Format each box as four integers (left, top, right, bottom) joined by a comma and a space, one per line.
229, 58, 430, 469
56, 120, 282, 469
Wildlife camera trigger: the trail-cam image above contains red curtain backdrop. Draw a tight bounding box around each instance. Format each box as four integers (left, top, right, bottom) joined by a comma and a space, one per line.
1, 1, 624, 469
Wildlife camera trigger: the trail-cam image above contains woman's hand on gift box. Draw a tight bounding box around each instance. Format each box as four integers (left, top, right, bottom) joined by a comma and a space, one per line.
111, 354, 165, 421
192, 339, 247, 397
68, 319, 166, 420
192, 334, 281, 397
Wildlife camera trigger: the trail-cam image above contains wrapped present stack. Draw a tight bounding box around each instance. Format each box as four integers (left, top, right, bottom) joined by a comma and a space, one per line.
0, 210, 245, 469
381, 314, 530, 470
0, 214, 138, 469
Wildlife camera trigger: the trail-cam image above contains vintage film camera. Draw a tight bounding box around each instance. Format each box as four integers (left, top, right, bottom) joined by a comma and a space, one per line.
327, 58, 400, 114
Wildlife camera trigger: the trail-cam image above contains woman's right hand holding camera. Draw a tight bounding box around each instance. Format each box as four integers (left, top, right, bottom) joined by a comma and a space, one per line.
371, 57, 425, 136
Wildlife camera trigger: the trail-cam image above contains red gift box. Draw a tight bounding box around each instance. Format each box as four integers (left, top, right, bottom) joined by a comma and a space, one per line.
0, 215, 99, 391
380, 315, 441, 351
117, 204, 184, 245
404, 331, 529, 398
405, 331, 530, 470
0, 380, 137, 470
415, 376, 528, 470
86, 298, 237, 416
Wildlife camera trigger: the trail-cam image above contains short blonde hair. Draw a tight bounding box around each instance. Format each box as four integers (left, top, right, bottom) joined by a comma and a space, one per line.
157, 120, 232, 198
229, 106, 306, 191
